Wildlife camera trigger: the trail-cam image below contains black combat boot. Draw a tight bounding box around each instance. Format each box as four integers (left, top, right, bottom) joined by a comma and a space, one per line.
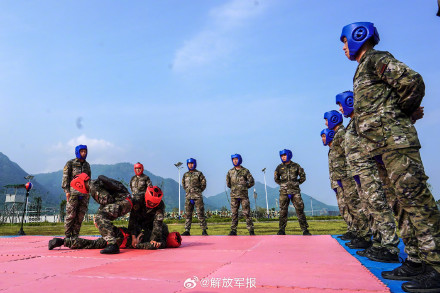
202, 230, 208, 236
249, 230, 255, 236
48, 238, 64, 250
182, 231, 191, 236
228, 230, 237, 236
382, 259, 425, 280
338, 231, 356, 240
401, 265, 440, 292
100, 243, 120, 254
356, 246, 375, 257
346, 238, 372, 249
277, 229, 286, 235
364, 247, 399, 263
303, 230, 312, 236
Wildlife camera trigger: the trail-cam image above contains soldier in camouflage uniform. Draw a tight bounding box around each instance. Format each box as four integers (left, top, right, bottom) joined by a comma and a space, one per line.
274, 149, 310, 235
182, 158, 208, 236
61, 145, 91, 239
128, 186, 168, 249
321, 110, 370, 242
341, 22, 440, 291
69, 173, 132, 254
130, 162, 153, 211
226, 154, 255, 236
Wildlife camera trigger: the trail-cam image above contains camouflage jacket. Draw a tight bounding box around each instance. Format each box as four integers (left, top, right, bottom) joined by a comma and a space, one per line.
344, 118, 368, 168
226, 166, 255, 199
130, 174, 152, 195
328, 125, 351, 183
128, 200, 165, 242
61, 158, 91, 193
89, 176, 131, 206
353, 49, 423, 157
182, 169, 206, 199
274, 161, 306, 195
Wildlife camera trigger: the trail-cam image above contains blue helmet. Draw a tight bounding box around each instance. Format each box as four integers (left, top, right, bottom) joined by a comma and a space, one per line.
75, 145, 87, 160
336, 91, 354, 118
340, 22, 380, 61
320, 129, 335, 146
324, 110, 343, 130
231, 154, 242, 166
279, 149, 293, 163
187, 158, 197, 170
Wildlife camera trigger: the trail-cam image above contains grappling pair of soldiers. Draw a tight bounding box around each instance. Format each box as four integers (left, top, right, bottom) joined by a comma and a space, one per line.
49, 156, 181, 254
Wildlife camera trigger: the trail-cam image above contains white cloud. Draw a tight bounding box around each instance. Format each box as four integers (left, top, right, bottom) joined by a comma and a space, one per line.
172, 0, 269, 73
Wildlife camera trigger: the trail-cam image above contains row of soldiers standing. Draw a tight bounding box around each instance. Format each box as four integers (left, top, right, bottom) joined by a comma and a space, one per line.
320, 22, 440, 292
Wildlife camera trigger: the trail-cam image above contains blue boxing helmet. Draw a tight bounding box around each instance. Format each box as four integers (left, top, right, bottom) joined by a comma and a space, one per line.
340, 22, 379, 61
324, 110, 343, 130
231, 154, 242, 167
336, 91, 354, 118
75, 145, 87, 160
187, 158, 197, 170
279, 149, 293, 163
320, 129, 335, 146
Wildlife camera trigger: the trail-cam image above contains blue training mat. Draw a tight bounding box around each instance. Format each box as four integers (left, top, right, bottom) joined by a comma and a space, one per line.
333, 235, 407, 293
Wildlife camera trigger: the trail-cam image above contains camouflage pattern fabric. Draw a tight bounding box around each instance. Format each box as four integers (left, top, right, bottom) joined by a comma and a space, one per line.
65, 226, 132, 249
182, 169, 207, 200
184, 197, 207, 231
278, 193, 308, 232
230, 197, 254, 232
62, 158, 91, 238
136, 223, 169, 250
128, 200, 166, 243
130, 174, 152, 195
274, 161, 306, 195
94, 199, 132, 245
226, 166, 255, 199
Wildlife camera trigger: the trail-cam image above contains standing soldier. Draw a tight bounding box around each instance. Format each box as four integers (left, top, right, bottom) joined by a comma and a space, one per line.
340, 22, 440, 291
69, 173, 132, 254
274, 149, 311, 235
182, 158, 208, 236
129, 162, 153, 224
226, 154, 255, 236
61, 145, 91, 240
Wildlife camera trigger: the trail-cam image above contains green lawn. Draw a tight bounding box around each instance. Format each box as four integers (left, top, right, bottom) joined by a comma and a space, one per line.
0, 219, 347, 236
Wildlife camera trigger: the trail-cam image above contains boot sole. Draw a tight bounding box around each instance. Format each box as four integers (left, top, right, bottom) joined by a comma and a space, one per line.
401, 285, 440, 293
366, 255, 400, 263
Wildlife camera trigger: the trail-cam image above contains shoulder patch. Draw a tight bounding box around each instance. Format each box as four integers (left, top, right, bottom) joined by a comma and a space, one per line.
379, 63, 387, 76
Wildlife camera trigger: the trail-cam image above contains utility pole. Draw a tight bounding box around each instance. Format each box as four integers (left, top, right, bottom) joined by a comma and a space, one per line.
174, 162, 183, 220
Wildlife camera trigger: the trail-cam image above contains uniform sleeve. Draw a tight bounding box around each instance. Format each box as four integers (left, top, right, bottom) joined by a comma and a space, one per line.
246, 170, 255, 188
274, 166, 281, 185
146, 176, 153, 187
200, 172, 207, 192
226, 171, 231, 188
298, 166, 306, 184
375, 53, 425, 116
129, 176, 135, 193
150, 209, 164, 242
182, 173, 187, 190
61, 160, 72, 193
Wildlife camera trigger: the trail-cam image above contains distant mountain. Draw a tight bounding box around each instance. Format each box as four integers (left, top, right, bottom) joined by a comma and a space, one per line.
0, 152, 56, 206
205, 181, 338, 215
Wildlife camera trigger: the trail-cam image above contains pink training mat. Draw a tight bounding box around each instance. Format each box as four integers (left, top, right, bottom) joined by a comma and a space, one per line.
0, 235, 390, 292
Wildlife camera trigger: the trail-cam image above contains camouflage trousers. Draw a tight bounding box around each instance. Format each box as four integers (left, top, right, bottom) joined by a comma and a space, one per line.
64, 191, 90, 238
95, 199, 132, 245
279, 193, 308, 232
338, 177, 370, 240
184, 197, 207, 231
136, 223, 169, 250
334, 188, 354, 233
230, 197, 254, 232
350, 157, 400, 253
380, 148, 440, 269
65, 236, 108, 249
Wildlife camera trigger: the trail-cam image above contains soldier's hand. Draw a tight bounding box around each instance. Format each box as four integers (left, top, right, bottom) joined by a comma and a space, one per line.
132, 235, 139, 247
150, 240, 160, 248
411, 106, 424, 124
66, 193, 70, 201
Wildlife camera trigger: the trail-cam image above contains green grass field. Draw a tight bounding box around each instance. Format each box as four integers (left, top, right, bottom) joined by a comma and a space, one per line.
0, 219, 347, 236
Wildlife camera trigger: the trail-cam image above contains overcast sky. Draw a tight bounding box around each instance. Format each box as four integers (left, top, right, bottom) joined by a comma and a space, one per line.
1, 1, 439, 205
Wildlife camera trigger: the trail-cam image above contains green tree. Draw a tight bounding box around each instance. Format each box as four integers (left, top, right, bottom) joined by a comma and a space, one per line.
59, 199, 67, 222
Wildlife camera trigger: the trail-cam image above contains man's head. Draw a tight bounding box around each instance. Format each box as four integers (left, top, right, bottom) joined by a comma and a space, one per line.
279, 149, 292, 163
70, 173, 91, 194
134, 162, 144, 176
336, 91, 354, 118
75, 145, 87, 160
340, 22, 379, 61
145, 186, 163, 209
320, 129, 335, 146
323, 110, 343, 130
186, 158, 197, 171
231, 154, 242, 167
